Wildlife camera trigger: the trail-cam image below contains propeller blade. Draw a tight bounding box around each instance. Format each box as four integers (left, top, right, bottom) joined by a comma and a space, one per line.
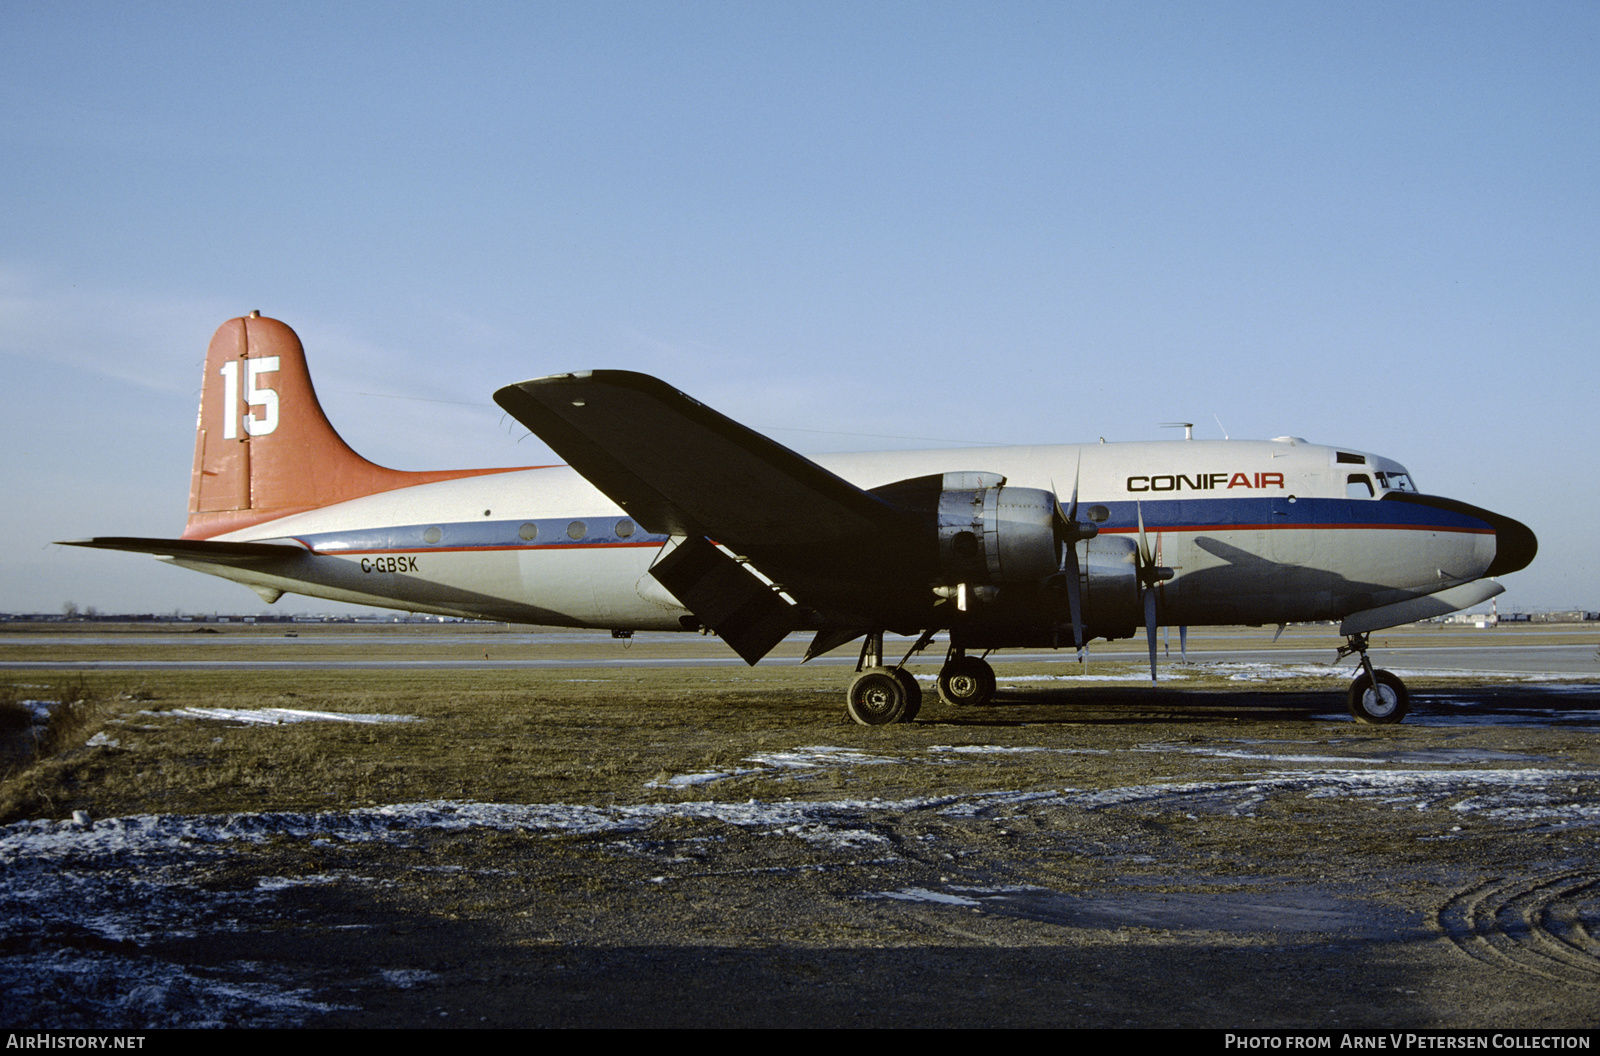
1180, 625, 1188, 663
1050, 459, 1092, 653
1134, 501, 1175, 588
1066, 453, 1082, 523
1144, 586, 1159, 685
1136, 502, 1153, 568
1065, 539, 1084, 649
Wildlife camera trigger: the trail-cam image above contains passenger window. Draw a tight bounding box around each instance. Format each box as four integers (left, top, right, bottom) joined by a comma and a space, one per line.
1347, 474, 1374, 499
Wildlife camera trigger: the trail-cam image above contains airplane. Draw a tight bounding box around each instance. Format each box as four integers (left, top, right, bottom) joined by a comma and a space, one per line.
64, 313, 1537, 726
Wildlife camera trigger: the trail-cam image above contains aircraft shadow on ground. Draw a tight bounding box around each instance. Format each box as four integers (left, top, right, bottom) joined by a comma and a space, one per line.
0, 821, 1467, 1030
923, 683, 1600, 728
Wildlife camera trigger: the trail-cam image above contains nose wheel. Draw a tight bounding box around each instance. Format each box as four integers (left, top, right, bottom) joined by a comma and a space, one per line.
1339, 633, 1410, 724
1348, 669, 1409, 724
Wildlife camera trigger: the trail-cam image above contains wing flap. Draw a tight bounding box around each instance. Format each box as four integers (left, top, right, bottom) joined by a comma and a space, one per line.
649, 536, 799, 664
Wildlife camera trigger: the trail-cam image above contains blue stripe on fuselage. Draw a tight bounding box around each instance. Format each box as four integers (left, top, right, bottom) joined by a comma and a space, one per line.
1081, 496, 1492, 534
289, 495, 1490, 556
295, 517, 670, 554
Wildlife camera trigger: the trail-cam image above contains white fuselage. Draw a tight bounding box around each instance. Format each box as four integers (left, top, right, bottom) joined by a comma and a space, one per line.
171, 437, 1499, 637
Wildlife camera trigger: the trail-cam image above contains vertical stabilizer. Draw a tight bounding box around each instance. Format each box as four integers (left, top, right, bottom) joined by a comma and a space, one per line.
183, 313, 526, 539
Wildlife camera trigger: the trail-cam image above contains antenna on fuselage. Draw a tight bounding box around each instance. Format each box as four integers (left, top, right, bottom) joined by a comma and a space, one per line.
1161, 422, 1194, 441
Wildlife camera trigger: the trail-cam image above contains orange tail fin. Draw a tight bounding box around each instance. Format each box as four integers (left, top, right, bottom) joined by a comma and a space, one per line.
183, 313, 527, 539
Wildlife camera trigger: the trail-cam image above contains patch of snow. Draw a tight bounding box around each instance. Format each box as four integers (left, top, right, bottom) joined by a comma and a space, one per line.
1139, 745, 1384, 765
378, 968, 438, 989
746, 745, 901, 769
997, 671, 1193, 683
767, 822, 891, 849
647, 768, 760, 788
0, 949, 349, 1029
1200, 661, 1594, 684
17, 699, 57, 722
873, 886, 982, 906
648, 745, 906, 787
153, 708, 419, 725
929, 744, 1111, 756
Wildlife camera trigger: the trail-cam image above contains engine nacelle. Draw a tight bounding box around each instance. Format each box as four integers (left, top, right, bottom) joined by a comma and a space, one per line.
936, 479, 1059, 588
868, 471, 1141, 644
1077, 533, 1141, 641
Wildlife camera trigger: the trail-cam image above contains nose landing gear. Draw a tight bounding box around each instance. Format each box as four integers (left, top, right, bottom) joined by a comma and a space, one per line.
1338, 633, 1410, 724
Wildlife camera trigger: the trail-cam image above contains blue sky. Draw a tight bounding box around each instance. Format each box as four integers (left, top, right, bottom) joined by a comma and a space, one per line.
3, 1, 1594, 615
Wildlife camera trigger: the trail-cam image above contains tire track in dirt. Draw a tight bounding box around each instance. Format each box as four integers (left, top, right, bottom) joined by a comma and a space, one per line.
1437, 871, 1600, 986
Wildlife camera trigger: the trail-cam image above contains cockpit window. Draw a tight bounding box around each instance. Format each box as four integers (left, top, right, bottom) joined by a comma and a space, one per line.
1347, 474, 1374, 499
1375, 471, 1417, 493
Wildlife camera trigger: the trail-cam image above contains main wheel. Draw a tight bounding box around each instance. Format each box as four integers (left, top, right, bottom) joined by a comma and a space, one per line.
846, 668, 909, 726
892, 668, 923, 723
937, 656, 996, 707
1348, 669, 1409, 724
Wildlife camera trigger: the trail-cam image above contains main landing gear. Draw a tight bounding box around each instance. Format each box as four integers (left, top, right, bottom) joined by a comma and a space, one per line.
844, 633, 998, 725
1338, 632, 1410, 724
844, 630, 924, 726
936, 649, 995, 708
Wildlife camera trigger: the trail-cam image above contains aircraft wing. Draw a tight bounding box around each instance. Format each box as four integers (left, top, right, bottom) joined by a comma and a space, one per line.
494, 371, 912, 544
494, 371, 932, 660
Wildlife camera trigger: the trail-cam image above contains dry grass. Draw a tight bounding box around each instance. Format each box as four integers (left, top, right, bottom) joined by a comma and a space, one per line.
0, 620, 1592, 825
0, 658, 1547, 827
0, 666, 851, 822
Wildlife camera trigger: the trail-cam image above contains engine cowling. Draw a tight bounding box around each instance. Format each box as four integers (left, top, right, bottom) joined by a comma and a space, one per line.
869, 471, 1142, 644
936, 480, 1059, 591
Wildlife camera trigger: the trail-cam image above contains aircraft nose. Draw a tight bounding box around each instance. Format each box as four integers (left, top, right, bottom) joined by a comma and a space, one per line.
1485, 509, 1537, 577
1383, 493, 1536, 578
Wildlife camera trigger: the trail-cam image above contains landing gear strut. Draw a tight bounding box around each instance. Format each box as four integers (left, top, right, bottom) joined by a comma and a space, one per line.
839, 632, 999, 722
1338, 632, 1410, 724
844, 630, 923, 726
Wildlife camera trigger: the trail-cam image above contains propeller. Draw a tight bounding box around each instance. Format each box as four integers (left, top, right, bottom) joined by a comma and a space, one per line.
1050, 458, 1098, 656
1135, 502, 1175, 685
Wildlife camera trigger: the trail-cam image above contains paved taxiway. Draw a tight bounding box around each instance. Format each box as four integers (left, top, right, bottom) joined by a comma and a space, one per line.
2, 625, 1595, 676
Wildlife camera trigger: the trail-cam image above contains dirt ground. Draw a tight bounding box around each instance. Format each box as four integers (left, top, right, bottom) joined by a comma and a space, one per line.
2, 625, 1599, 1028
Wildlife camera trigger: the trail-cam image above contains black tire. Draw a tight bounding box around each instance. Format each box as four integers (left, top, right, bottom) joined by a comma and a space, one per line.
937, 656, 996, 707
892, 668, 923, 723
1348, 669, 1409, 724
846, 668, 909, 726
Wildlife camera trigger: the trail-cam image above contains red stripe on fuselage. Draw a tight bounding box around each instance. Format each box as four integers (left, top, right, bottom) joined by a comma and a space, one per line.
311, 541, 666, 556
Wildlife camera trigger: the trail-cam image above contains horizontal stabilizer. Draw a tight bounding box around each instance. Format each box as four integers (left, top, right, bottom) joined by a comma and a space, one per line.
58, 537, 309, 565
